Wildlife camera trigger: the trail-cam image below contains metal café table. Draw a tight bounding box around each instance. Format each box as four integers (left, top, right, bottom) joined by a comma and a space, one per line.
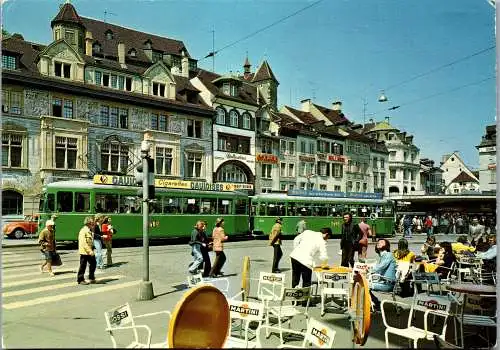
446, 283, 497, 348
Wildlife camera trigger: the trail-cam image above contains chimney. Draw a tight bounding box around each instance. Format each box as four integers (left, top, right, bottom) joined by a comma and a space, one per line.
181, 50, 189, 77
85, 31, 93, 56
332, 101, 342, 111
369, 118, 374, 123
118, 42, 126, 68
385, 116, 390, 123
300, 98, 311, 112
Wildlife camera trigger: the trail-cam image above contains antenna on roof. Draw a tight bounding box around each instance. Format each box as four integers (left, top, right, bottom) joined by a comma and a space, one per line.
104, 10, 117, 23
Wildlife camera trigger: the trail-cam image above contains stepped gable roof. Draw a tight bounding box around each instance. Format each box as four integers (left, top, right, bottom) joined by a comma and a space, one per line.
312, 103, 349, 125
51, 2, 84, 28
2, 35, 43, 72
450, 171, 479, 184
80, 17, 189, 63
251, 60, 278, 83
196, 69, 259, 106
284, 105, 319, 124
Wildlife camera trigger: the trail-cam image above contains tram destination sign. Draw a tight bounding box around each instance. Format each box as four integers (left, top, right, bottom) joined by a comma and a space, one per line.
93, 175, 253, 192
288, 189, 383, 199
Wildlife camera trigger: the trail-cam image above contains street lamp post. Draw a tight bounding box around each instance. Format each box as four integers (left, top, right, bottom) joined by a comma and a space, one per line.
137, 139, 154, 301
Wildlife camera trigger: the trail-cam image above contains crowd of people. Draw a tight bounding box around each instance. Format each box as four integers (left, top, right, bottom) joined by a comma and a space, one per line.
38, 214, 116, 284
397, 212, 496, 238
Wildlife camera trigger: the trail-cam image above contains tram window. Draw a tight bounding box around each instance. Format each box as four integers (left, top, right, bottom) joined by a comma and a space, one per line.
149, 196, 161, 214
47, 193, 55, 212
56, 191, 73, 212
75, 192, 90, 213
287, 202, 297, 216
277, 204, 285, 217
200, 198, 217, 214
299, 206, 311, 216
258, 203, 266, 216
162, 197, 182, 214
315, 204, 328, 216
95, 193, 120, 213
217, 198, 232, 215
250, 205, 256, 216
184, 198, 200, 214
235, 199, 247, 214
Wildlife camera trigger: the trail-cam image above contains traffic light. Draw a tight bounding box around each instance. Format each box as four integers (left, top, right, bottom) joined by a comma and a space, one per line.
134, 158, 155, 200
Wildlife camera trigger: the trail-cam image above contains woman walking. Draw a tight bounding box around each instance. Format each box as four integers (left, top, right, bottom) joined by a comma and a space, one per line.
210, 218, 228, 278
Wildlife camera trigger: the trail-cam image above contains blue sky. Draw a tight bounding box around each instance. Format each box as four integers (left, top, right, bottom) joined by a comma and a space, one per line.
3, 0, 496, 169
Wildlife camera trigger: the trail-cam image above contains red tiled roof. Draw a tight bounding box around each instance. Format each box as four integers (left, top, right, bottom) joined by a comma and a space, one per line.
80, 17, 189, 64
283, 105, 319, 124
251, 60, 278, 83
51, 3, 84, 28
312, 103, 349, 125
450, 171, 479, 184
196, 69, 259, 107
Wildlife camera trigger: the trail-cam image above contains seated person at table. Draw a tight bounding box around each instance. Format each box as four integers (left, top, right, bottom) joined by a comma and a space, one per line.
420, 235, 439, 260
452, 235, 476, 255
476, 235, 496, 261
419, 242, 456, 279
369, 239, 397, 311
393, 238, 416, 263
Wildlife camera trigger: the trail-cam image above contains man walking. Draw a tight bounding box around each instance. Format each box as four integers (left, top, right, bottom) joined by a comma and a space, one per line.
188, 220, 211, 277
77, 216, 97, 285
269, 217, 283, 273
340, 213, 361, 268
38, 219, 56, 276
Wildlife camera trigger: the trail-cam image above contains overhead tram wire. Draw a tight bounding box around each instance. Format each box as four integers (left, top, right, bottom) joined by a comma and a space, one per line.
382, 45, 495, 92
201, 0, 324, 61
355, 75, 495, 120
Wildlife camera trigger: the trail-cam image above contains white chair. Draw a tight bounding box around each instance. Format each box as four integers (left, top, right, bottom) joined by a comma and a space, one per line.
449, 293, 497, 348
225, 299, 265, 348
256, 317, 336, 348
455, 256, 482, 283
266, 287, 311, 344
257, 272, 286, 305
381, 293, 453, 348
411, 271, 442, 296
319, 271, 351, 317
104, 303, 171, 348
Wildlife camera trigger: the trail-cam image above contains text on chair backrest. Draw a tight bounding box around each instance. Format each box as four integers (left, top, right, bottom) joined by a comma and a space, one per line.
105, 303, 134, 328
228, 299, 265, 321
413, 294, 451, 314
305, 317, 336, 348
259, 272, 285, 284
283, 287, 311, 302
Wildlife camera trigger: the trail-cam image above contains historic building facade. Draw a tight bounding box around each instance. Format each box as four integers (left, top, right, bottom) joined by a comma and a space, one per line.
361, 118, 421, 196
1, 3, 214, 215
476, 124, 496, 194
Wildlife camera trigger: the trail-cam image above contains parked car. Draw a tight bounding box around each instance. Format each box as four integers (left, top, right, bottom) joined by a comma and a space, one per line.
2, 215, 39, 239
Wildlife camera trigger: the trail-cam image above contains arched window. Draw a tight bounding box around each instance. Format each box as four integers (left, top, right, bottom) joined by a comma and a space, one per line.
216, 106, 226, 125
216, 163, 248, 183
129, 49, 137, 57
242, 112, 251, 129
229, 110, 239, 127
389, 186, 399, 194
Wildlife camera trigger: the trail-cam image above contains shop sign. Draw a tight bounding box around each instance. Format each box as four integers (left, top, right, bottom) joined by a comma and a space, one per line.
226, 153, 250, 162
256, 153, 278, 164
327, 154, 347, 163
317, 153, 326, 160
487, 163, 496, 170
299, 155, 315, 162
288, 189, 383, 199
93, 175, 253, 192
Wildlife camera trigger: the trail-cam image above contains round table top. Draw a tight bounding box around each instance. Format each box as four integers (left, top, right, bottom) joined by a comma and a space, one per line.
446, 283, 496, 295
313, 265, 352, 273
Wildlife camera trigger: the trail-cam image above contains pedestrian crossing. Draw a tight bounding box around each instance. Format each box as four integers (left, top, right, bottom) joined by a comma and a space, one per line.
2, 250, 140, 310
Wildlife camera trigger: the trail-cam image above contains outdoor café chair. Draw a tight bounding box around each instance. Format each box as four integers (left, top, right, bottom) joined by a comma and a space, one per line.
225, 299, 265, 348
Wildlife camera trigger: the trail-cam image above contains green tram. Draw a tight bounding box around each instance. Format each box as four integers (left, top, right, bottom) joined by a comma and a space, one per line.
38, 180, 250, 241
250, 193, 395, 238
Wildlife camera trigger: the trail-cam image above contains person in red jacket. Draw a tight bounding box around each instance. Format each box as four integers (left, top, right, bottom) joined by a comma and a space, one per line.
101, 216, 114, 267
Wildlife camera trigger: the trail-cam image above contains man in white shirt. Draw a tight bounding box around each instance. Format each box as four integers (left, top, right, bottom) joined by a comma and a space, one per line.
290, 228, 331, 289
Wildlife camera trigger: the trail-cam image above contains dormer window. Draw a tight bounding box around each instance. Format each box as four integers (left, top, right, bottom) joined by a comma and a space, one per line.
171, 55, 181, 69
144, 40, 152, 50
129, 49, 137, 57
2, 55, 17, 70
152, 51, 162, 63
152, 82, 166, 97
54, 61, 71, 79
93, 43, 102, 54
222, 82, 238, 97
105, 30, 114, 40
64, 30, 75, 45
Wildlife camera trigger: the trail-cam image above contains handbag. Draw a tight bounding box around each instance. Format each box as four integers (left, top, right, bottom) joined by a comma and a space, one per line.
51, 252, 63, 267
